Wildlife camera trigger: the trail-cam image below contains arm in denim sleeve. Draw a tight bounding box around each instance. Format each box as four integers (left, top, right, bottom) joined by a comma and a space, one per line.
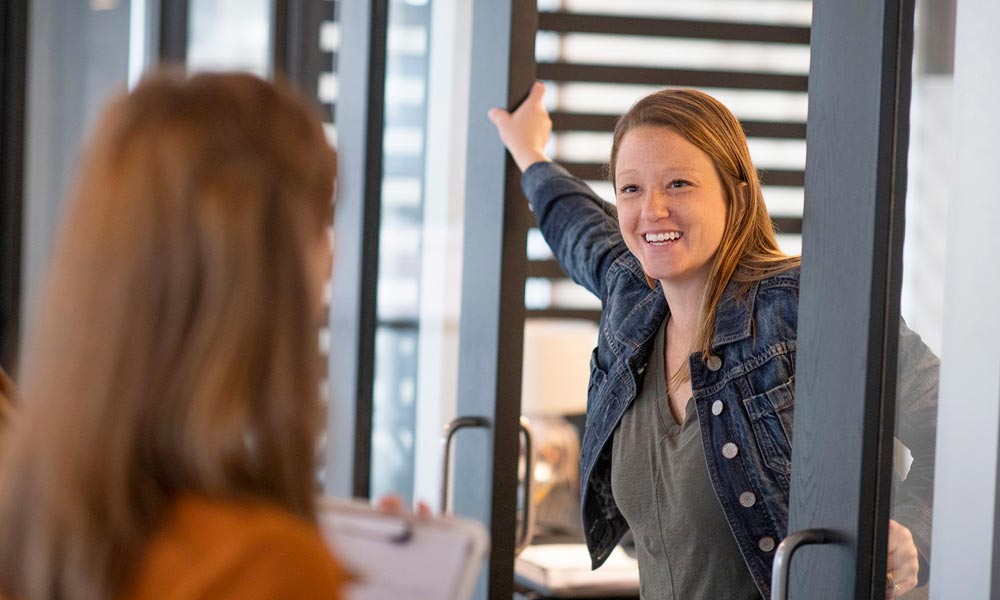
891, 319, 939, 586
520, 161, 627, 299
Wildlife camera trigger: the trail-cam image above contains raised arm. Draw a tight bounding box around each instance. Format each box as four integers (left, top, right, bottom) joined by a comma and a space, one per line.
488, 82, 627, 299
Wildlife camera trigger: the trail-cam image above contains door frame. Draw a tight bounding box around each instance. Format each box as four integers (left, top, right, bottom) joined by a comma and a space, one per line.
788, 0, 914, 596
450, 1, 537, 598
0, 0, 28, 371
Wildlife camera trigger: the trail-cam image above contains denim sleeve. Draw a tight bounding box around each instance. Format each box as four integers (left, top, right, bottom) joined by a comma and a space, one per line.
891, 319, 939, 586
520, 161, 627, 300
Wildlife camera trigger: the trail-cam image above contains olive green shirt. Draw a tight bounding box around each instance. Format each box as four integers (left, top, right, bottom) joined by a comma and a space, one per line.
611, 319, 761, 599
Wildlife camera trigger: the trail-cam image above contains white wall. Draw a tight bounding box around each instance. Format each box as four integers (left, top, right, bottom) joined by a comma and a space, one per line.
928, 0, 1000, 596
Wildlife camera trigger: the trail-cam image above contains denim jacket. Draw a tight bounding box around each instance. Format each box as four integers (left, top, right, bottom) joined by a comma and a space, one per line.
521, 162, 938, 597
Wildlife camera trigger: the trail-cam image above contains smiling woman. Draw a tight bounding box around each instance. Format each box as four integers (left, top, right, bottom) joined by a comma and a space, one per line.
488, 83, 937, 598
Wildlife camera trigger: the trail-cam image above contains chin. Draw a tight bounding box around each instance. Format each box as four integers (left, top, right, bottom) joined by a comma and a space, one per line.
641, 261, 701, 284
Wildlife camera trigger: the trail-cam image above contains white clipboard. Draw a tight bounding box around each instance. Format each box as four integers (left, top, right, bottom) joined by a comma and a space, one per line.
318, 498, 489, 600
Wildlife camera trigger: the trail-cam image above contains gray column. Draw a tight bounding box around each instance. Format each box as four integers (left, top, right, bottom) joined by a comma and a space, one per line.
451, 1, 536, 598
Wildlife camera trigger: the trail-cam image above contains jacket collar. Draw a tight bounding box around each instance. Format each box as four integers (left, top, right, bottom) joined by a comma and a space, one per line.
711, 278, 758, 348
612, 256, 758, 352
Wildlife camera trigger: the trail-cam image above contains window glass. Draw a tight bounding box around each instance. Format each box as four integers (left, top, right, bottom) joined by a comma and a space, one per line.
187, 0, 273, 76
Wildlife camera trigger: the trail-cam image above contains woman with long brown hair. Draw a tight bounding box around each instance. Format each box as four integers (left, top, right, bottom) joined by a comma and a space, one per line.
0, 70, 344, 600
489, 83, 938, 598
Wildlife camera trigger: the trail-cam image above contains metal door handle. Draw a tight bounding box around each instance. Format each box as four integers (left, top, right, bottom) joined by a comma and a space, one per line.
515, 415, 535, 555
438, 415, 535, 554
440, 416, 490, 513
770, 528, 834, 600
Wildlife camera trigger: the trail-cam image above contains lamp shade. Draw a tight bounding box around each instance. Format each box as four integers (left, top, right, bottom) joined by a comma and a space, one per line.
520, 319, 599, 417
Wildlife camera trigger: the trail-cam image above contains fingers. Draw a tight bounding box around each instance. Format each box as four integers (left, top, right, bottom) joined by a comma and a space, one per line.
488, 82, 544, 122
487, 107, 510, 127
376, 494, 403, 514
489, 80, 546, 122
487, 81, 552, 172
526, 80, 546, 106
375, 494, 435, 519
887, 520, 908, 556
887, 520, 920, 596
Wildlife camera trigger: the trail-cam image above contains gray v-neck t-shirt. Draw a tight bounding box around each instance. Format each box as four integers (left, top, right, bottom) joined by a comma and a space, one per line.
610, 319, 761, 599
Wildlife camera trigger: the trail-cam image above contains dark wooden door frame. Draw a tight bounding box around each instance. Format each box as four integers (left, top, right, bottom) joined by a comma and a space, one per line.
271, 0, 333, 114
156, 0, 189, 63
0, 0, 28, 372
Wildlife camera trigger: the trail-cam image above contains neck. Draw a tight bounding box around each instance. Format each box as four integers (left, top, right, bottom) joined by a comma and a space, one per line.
659, 275, 708, 339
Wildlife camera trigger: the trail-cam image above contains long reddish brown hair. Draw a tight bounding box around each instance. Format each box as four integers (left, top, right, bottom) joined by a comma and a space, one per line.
0, 70, 336, 600
610, 89, 799, 371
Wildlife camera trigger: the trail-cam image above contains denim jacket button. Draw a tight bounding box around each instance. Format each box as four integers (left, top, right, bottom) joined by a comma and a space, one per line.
706, 355, 722, 372
711, 400, 724, 415
758, 536, 776, 552
722, 442, 739, 459
739, 491, 757, 507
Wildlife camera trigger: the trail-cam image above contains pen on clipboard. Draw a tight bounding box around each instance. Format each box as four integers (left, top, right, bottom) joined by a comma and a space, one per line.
332, 512, 415, 544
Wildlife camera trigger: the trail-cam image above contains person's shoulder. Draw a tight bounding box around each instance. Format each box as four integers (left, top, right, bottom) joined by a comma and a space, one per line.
219, 502, 349, 599
180, 495, 315, 537
758, 262, 801, 286
176, 495, 343, 570
747, 263, 800, 330
125, 495, 348, 600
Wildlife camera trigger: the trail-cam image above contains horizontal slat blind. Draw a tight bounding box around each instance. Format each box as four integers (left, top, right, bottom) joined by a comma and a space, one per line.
537, 12, 810, 44
537, 63, 808, 91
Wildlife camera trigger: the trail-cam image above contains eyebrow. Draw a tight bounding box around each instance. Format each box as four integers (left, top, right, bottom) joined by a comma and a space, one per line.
615, 167, 702, 180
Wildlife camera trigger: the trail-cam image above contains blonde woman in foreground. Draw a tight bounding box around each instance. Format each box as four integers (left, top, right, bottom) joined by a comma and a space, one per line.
0, 71, 345, 600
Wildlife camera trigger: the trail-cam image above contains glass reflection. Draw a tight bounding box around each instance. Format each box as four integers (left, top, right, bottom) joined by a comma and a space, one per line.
889, 0, 955, 597
369, 0, 434, 505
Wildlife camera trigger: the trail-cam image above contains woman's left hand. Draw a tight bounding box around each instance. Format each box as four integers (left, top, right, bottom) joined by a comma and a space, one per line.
375, 495, 433, 519
886, 519, 920, 598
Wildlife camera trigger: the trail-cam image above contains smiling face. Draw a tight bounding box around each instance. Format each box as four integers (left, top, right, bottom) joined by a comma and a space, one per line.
614, 126, 729, 291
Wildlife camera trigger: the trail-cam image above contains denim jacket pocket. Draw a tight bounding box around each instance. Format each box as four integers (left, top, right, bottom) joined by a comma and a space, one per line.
743, 377, 795, 475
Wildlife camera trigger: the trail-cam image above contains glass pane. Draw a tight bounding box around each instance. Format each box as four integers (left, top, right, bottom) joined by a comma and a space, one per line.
187, 0, 273, 76
22, 0, 134, 333
888, 0, 955, 597
369, 0, 458, 507
518, 1, 811, 594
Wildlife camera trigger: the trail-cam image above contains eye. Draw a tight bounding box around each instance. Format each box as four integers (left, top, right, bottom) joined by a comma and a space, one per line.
668, 180, 692, 189
618, 184, 639, 194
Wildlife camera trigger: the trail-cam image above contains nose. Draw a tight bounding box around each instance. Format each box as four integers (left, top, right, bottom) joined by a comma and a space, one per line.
641, 189, 671, 220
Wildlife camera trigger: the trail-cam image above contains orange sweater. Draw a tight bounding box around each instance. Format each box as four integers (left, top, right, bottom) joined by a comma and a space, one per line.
122, 496, 348, 600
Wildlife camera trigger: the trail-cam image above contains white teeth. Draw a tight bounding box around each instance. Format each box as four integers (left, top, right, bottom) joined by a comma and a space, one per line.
645, 232, 681, 243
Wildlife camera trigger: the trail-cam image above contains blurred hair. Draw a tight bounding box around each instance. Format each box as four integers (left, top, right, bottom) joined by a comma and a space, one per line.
0, 367, 16, 427
609, 88, 799, 378
0, 70, 336, 600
